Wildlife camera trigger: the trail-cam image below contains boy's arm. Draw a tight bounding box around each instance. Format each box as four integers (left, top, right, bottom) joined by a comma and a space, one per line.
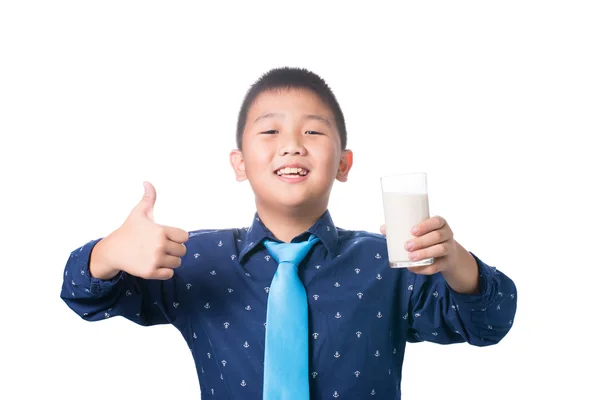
406, 253, 517, 346
382, 216, 517, 345
61, 182, 191, 327
60, 238, 182, 327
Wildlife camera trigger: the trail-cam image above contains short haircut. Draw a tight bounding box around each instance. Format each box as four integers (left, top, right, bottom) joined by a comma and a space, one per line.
236, 67, 347, 150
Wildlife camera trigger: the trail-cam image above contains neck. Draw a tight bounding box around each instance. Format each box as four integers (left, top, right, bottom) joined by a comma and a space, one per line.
256, 203, 327, 243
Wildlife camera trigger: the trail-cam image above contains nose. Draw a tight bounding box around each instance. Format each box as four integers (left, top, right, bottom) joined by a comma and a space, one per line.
278, 133, 308, 156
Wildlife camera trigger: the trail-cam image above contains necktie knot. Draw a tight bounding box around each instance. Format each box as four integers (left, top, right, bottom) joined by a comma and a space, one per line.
263, 234, 319, 267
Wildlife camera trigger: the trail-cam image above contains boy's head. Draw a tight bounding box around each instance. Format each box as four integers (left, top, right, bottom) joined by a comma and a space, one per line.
235, 67, 348, 151
230, 67, 353, 213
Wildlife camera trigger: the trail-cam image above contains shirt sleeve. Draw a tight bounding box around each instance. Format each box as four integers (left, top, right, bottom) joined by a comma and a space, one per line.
406, 252, 517, 346
60, 238, 185, 327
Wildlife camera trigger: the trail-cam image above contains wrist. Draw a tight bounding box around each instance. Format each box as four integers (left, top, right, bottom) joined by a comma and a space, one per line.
90, 237, 121, 280
442, 242, 479, 294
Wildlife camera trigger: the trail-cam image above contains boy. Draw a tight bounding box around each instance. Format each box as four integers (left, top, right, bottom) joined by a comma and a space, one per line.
61, 67, 517, 399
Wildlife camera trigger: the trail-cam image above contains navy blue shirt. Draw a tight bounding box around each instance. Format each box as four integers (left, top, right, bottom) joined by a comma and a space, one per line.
60, 210, 517, 399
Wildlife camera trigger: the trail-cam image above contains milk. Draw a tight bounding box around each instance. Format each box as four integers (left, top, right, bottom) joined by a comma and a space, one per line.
382, 192, 432, 267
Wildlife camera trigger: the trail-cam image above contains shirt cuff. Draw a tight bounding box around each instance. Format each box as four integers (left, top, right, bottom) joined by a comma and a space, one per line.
447, 252, 499, 310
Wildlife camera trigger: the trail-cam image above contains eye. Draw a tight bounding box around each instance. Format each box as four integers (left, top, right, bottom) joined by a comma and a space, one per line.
305, 130, 323, 135
261, 130, 278, 134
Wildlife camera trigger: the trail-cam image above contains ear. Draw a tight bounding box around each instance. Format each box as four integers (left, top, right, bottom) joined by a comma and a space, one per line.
336, 149, 353, 182
229, 149, 247, 182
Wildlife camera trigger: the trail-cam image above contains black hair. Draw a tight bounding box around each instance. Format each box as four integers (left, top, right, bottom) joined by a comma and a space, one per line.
236, 67, 347, 150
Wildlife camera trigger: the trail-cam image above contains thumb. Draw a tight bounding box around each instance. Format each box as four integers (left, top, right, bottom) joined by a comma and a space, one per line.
136, 181, 157, 220
380, 224, 386, 236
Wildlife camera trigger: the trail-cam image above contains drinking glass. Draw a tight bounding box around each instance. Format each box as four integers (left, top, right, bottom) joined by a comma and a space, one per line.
380, 172, 434, 268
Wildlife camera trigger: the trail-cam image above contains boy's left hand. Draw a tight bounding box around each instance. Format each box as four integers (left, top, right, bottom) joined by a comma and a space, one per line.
380, 216, 458, 275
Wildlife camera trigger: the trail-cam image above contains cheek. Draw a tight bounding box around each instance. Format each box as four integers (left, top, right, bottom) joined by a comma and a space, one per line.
317, 147, 341, 173
244, 151, 272, 177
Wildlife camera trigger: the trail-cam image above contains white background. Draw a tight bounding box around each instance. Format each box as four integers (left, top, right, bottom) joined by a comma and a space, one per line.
1, 1, 599, 399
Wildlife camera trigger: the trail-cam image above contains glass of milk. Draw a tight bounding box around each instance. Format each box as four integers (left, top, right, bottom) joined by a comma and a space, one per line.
381, 172, 434, 268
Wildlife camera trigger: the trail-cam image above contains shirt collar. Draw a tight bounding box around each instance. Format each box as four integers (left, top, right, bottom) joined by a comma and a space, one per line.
238, 209, 340, 263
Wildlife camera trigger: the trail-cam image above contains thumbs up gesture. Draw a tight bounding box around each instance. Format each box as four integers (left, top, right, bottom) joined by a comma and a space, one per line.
90, 182, 189, 280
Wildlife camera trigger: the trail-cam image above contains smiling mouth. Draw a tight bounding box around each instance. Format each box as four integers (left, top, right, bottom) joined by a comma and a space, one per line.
274, 167, 309, 177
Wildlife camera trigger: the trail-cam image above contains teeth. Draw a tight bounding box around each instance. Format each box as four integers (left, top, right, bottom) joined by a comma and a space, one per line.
276, 167, 308, 176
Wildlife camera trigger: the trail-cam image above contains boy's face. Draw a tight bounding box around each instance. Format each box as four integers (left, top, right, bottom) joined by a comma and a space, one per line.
230, 88, 353, 212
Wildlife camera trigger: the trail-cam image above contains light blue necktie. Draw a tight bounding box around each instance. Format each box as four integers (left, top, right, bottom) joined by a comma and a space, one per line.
262, 234, 319, 400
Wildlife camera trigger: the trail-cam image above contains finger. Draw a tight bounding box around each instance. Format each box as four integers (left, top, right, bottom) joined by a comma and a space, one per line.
164, 240, 187, 257
133, 181, 157, 221
407, 257, 447, 275
380, 224, 386, 236
408, 242, 450, 262
152, 268, 175, 280
411, 216, 447, 236
407, 262, 441, 275
159, 254, 183, 269
164, 226, 189, 243
405, 228, 452, 251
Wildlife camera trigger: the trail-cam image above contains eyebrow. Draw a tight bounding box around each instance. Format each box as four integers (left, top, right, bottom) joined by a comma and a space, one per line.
253, 112, 331, 126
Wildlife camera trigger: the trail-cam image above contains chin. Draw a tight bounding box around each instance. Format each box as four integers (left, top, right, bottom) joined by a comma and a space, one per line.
278, 197, 313, 210
258, 192, 321, 213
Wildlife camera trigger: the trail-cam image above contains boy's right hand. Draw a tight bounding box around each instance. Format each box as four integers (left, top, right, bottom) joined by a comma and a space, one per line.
89, 181, 189, 281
